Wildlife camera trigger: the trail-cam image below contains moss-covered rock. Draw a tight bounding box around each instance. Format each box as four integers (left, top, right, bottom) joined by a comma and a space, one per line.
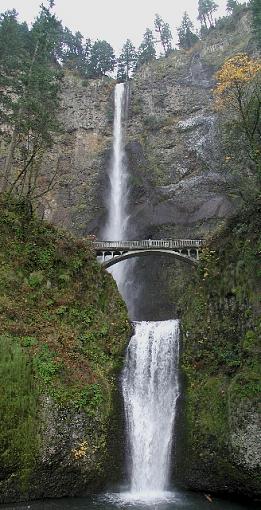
0, 198, 130, 503
174, 198, 261, 500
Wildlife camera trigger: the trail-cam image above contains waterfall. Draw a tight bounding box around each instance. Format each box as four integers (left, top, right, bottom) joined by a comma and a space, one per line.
122, 320, 180, 496
102, 85, 180, 502
102, 82, 136, 310
104, 82, 128, 242
102, 82, 128, 295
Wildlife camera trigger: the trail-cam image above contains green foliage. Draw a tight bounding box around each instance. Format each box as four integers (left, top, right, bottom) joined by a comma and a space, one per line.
143, 114, 170, 131
27, 270, 45, 288
154, 14, 173, 56
0, 336, 38, 488
0, 4, 63, 201
0, 199, 130, 489
117, 39, 137, 81
62, 29, 92, 75
72, 383, 105, 416
21, 336, 38, 347
89, 40, 116, 77
33, 344, 62, 384
178, 198, 260, 474
226, 0, 240, 14
188, 375, 229, 443
0, 197, 130, 418
177, 12, 199, 49
137, 29, 156, 67
0, 3, 118, 206
198, 0, 218, 29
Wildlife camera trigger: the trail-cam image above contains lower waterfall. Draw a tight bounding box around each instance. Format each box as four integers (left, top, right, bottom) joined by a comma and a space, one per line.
122, 319, 180, 497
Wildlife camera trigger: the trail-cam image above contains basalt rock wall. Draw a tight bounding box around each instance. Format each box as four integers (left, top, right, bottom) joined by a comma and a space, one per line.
42, 9, 253, 321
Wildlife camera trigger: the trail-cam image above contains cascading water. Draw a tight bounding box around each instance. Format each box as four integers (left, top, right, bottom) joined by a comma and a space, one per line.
101, 82, 138, 316
104, 82, 128, 242
122, 320, 180, 497
103, 84, 180, 504
101, 83, 130, 297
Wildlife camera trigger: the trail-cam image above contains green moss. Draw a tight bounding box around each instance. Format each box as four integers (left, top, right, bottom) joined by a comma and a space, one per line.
186, 374, 229, 443
177, 198, 261, 491
0, 197, 130, 488
0, 336, 38, 488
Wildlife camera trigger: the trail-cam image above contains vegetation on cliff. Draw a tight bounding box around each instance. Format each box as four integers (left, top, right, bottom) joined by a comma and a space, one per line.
176, 197, 260, 497
0, 197, 130, 490
214, 53, 261, 192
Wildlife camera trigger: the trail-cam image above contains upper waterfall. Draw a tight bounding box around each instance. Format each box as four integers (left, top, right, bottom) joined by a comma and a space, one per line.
101, 82, 136, 311
103, 82, 128, 242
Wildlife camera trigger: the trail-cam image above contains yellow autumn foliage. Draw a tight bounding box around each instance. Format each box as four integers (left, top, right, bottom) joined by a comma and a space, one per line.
72, 440, 88, 460
214, 53, 261, 110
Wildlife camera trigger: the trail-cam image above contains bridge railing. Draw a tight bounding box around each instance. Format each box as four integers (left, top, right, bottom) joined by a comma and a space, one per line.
93, 239, 205, 250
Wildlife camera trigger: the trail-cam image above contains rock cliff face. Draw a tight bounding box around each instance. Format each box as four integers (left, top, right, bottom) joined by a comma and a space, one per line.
43, 9, 253, 320
42, 74, 115, 236
121, 8, 253, 319
45, 10, 253, 243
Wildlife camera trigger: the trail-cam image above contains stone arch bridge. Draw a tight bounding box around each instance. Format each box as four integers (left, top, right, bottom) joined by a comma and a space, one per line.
93, 239, 205, 268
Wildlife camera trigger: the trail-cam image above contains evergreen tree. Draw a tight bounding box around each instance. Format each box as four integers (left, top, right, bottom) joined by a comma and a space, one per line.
177, 12, 199, 49
62, 28, 91, 76
154, 14, 173, 56
117, 39, 137, 81
89, 40, 115, 77
137, 28, 156, 67
30, 0, 64, 61
0, 10, 29, 128
0, 1, 62, 199
198, 0, 218, 29
250, 0, 261, 47
226, 0, 240, 14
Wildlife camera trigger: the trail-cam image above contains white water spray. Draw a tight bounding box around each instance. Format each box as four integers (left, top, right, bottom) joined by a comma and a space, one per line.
122, 320, 180, 496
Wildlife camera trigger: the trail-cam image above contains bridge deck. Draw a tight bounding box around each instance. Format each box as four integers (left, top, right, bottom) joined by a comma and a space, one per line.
94, 239, 205, 251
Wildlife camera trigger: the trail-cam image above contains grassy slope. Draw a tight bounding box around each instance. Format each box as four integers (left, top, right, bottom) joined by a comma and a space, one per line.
0, 198, 130, 487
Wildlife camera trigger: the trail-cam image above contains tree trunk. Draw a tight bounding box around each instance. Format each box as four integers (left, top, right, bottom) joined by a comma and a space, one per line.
2, 126, 18, 192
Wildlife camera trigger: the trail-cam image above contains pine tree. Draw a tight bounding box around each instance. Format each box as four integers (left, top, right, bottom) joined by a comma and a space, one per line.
89, 40, 115, 77
177, 12, 199, 49
117, 39, 137, 81
0, 2, 63, 199
198, 0, 218, 29
137, 29, 156, 67
0, 10, 29, 128
62, 28, 91, 76
154, 14, 173, 56
226, 0, 239, 14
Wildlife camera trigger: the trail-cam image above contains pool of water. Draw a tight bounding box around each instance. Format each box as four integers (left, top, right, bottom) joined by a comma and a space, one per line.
1, 490, 259, 510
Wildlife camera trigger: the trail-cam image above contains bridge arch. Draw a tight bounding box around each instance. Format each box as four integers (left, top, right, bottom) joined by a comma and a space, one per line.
102, 249, 199, 268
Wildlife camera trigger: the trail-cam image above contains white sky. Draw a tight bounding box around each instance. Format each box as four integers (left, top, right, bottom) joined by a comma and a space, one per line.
0, 0, 246, 54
